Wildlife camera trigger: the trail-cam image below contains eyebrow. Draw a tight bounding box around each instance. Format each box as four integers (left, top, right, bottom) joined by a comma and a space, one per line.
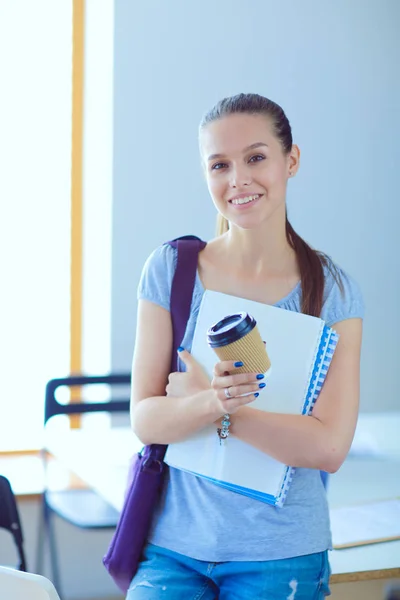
207, 142, 268, 162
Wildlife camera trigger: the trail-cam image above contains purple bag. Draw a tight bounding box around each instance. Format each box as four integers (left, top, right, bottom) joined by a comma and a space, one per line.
103, 236, 206, 593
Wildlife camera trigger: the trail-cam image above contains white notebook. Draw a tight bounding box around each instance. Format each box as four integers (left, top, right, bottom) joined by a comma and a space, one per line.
331, 499, 400, 548
165, 290, 339, 507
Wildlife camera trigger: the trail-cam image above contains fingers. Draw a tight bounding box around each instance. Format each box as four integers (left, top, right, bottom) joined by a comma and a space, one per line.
215, 382, 261, 401
177, 347, 195, 370
165, 371, 177, 396
211, 359, 267, 414
214, 360, 245, 376
212, 371, 263, 390
218, 392, 260, 414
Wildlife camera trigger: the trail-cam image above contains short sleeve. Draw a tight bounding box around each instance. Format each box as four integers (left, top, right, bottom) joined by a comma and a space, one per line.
137, 243, 177, 311
321, 262, 365, 327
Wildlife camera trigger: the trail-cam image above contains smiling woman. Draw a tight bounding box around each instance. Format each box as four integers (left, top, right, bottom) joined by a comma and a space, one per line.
126, 93, 364, 599
199, 96, 333, 318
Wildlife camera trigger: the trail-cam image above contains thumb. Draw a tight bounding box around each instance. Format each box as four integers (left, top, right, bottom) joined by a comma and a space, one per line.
177, 346, 196, 371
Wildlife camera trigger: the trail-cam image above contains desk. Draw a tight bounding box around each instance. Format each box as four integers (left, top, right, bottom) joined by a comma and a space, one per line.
327, 458, 400, 583
44, 426, 139, 511
45, 412, 400, 584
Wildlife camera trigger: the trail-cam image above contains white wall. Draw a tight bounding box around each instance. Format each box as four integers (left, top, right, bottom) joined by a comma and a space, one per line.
111, 0, 400, 412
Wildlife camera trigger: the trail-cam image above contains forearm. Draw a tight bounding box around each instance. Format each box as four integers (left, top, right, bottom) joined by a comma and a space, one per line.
231, 407, 345, 473
131, 390, 222, 445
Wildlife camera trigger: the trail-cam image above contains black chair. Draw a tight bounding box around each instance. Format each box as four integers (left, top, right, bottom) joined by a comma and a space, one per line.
386, 583, 400, 600
0, 475, 27, 571
35, 373, 130, 597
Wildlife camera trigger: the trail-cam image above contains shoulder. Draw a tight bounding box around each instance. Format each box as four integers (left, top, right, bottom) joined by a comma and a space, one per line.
137, 243, 178, 311
320, 256, 365, 327
142, 242, 177, 274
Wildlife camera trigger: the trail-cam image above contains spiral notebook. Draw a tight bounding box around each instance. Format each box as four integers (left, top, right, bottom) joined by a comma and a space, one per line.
165, 290, 339, 507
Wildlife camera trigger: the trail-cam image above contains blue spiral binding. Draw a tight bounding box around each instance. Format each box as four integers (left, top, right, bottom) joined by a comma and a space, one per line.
275, 326, 340, 507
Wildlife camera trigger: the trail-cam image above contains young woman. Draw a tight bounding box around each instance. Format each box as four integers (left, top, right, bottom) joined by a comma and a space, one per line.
127, 93, 364, 599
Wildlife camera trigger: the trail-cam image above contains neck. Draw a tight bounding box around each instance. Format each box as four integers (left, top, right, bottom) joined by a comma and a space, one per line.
222, 219, 296, 276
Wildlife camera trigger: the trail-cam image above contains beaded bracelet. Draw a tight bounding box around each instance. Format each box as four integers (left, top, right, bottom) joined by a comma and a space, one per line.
217, 413, 231, 444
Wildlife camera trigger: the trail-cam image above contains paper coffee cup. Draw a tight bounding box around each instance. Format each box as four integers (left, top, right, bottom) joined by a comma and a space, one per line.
207, 312, 271, 374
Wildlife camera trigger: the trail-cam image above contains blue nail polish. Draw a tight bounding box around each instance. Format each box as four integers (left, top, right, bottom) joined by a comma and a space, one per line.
259, 382, 266, 389
177, 346, 184, 352
254, 392, 260, 398
234, 361, 244, 367
256, 374, 264, 380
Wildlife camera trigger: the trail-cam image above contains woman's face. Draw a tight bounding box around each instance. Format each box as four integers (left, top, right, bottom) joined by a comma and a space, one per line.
200, 113, 298, 230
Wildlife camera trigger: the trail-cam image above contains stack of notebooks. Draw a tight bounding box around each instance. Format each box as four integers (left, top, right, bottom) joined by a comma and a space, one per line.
165, 290, 339, 507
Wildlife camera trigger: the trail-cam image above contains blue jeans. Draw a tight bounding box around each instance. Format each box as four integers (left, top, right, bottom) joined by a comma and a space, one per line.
126, 543, 331, 599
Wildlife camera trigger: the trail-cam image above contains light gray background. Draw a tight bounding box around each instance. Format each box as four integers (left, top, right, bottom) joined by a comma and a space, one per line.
1, 4, 398, 600
111, 1, 399, 408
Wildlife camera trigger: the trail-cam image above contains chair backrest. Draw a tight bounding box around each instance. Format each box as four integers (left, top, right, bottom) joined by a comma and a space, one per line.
0, 476, 27, 571
44, 373, 131, 424
0, 566, 61, 599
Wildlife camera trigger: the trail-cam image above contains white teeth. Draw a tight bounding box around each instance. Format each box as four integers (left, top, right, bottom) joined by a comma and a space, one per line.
231, 194, 259, 205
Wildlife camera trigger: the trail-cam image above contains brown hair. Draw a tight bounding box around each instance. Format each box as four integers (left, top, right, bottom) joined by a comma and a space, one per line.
200, 93, 338, 318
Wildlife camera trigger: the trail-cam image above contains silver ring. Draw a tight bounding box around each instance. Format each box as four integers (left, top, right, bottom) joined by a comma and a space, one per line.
224, 387, 232, 399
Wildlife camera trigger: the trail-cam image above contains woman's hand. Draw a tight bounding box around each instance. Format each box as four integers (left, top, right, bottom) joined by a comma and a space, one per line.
211, 359, 264, 414
165, 349, 211, 398
166, 349, 264, 416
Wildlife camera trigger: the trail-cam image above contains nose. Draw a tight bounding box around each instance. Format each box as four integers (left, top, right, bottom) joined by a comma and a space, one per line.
229, 164, 252, 188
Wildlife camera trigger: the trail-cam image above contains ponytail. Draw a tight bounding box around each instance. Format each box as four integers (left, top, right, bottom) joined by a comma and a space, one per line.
285, 217, 326, 317
216, 214, 229, 236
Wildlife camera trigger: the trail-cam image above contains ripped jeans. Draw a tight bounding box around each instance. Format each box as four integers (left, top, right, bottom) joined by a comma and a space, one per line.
126, 543, 331, 600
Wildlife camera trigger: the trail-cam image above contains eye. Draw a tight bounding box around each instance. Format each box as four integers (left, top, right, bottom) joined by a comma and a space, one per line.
211, 162, 228, 171
248, 154, 266, 163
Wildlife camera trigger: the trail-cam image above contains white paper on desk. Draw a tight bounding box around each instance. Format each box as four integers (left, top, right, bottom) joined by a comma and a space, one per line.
331, 499, 400, 548
165, 290, 328, 501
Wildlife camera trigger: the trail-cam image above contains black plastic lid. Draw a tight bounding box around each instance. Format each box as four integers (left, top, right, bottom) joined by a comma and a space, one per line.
207, 312, 256, 348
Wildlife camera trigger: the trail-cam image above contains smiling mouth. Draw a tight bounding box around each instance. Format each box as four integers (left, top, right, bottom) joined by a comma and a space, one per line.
229, 194, 262, 206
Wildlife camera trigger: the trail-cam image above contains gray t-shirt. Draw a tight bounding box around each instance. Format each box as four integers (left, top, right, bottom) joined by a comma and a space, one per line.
137, 243, 365, 562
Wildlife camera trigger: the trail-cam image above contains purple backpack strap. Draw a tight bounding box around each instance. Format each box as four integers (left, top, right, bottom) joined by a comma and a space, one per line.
140, 236, 206, 464
102, 235, 206, 592
168, 235, 207, 365
146, 236, 206, 461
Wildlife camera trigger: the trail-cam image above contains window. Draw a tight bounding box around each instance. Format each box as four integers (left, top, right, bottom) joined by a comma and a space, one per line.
0, 0, 114, 450
0, 2, 72, 450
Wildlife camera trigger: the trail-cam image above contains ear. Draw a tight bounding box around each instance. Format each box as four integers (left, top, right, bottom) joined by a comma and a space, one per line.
287, 144, 301, 178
